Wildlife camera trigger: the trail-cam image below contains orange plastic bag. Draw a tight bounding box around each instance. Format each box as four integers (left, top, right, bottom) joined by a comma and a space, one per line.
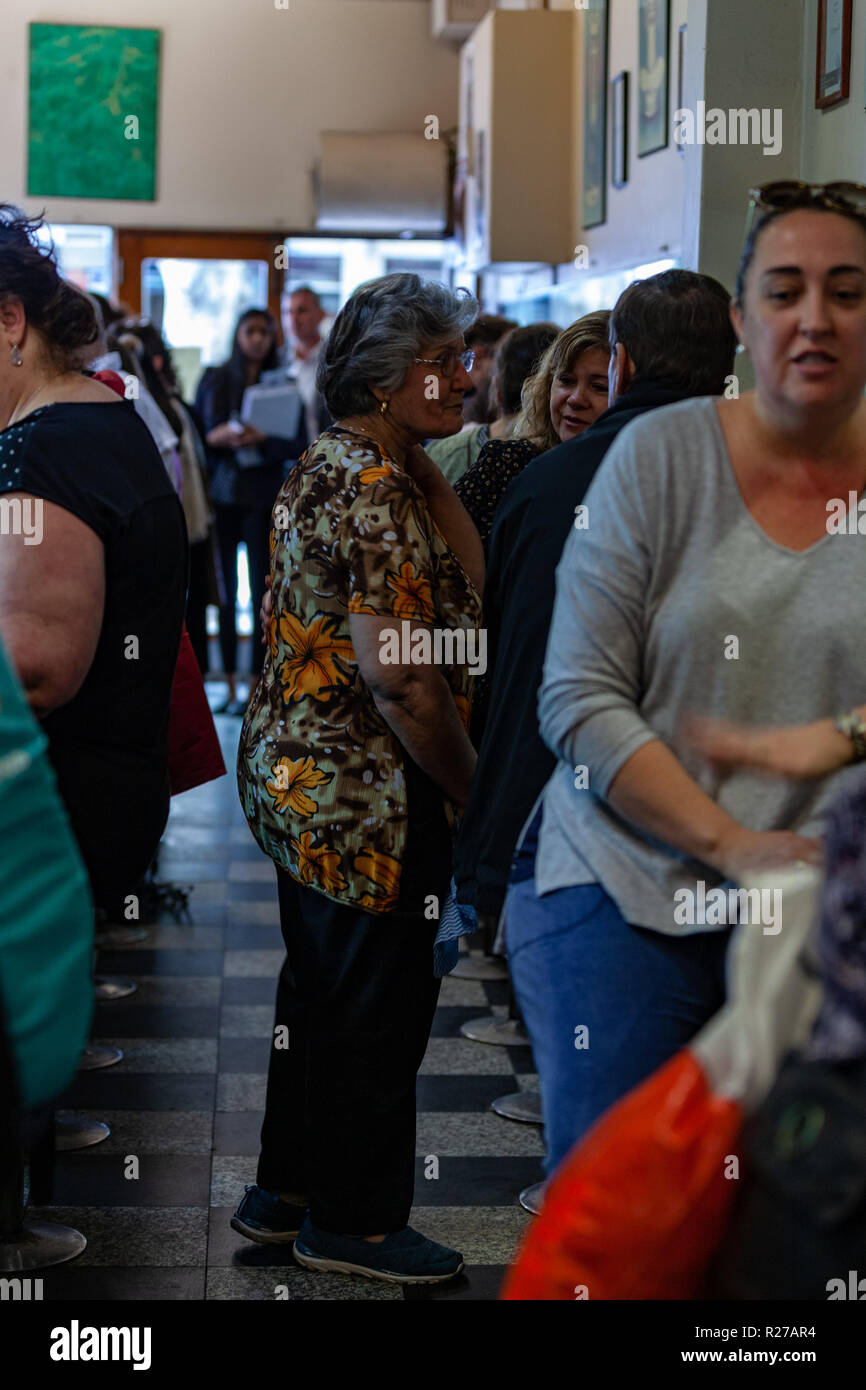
501, 1050, 742, 1301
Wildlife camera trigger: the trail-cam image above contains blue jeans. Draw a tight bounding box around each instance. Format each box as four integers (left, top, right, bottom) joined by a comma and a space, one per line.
506, 875, 730, 1178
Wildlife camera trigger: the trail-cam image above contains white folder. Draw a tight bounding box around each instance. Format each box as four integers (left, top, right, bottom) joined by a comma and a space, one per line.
240, 383, 303, 440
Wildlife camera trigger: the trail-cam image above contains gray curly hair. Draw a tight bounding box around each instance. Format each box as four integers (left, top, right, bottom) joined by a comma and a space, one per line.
317, 272, 479, 418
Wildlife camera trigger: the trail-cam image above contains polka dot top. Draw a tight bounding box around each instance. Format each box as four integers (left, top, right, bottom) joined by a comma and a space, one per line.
453, 437, 541, 556
0, 401, 189, 907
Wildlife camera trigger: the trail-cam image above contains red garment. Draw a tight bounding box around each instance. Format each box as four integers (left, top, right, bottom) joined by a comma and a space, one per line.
93, 367, 222, 794
501, 1051, 742, 1301
168, 627, 226, 796
91, 369, 127, 397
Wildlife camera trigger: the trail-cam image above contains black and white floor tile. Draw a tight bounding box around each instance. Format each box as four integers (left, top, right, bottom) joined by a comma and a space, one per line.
31, 715, 543, 1302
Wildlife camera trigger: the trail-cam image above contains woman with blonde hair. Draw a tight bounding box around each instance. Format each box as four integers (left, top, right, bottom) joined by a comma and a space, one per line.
515, 309, 612, 450
454, 310, 610, 554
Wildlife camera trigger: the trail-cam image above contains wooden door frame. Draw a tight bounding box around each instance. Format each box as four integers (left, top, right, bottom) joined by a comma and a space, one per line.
116, 229, 285, 335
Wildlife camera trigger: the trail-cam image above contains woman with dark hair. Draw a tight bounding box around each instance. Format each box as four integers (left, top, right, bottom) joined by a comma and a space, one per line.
196, 308, 301, 713
508, 182, 866, 1183
125, 320, 216, 675
0, 205, 188, 919
233, 272, 483, 1283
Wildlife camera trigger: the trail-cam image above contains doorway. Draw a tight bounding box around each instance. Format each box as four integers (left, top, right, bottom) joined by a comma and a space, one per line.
116, 229, 283, 400
117, 230, 284, 687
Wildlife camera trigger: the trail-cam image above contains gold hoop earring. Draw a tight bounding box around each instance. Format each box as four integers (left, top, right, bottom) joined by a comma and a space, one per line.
379, 398, 389, 415
10, 344, 23, 367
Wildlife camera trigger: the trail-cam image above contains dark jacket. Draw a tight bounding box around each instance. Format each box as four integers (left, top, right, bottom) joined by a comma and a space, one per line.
453, 382, 694, 920
195, 363, 308, 512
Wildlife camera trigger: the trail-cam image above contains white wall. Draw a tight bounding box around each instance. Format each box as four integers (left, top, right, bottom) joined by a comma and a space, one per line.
682, 0, 805, 293
680, 0, 866, 291
801, 0, 866, 183
0, 0, 459, 229
575, 0, 689, 277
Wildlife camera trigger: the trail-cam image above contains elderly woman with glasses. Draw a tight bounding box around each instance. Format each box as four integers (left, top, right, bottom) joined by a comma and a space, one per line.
233, 273, 484, 1284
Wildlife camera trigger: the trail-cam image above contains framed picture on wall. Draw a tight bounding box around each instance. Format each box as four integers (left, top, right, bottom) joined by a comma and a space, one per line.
582, 0, 609, 229
816, 0, 852, 110
28, 23, 160, 200
677, 23, 687, 155
638, 0, 670, 158
611, 72, 629, 189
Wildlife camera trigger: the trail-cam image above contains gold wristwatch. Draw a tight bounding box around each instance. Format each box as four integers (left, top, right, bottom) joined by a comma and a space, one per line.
834, 710, 866, 762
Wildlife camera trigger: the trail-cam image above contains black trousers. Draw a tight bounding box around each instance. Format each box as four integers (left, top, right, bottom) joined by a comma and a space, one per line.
257, 762, 452, 1234
213, 504, 271, 677
186, 537, 211, 675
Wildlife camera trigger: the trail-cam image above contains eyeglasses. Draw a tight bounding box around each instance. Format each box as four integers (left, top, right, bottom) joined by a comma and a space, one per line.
744, 181, 866, 242
414, 348, 475, 377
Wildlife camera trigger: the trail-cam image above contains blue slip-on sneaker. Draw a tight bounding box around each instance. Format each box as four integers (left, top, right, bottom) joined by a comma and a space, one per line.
292, 1216, 464, 1284
231, 1185, 307, 1244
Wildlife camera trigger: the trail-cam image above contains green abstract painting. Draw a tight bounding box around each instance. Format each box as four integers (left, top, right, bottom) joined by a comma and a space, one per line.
28, 24, 160, 201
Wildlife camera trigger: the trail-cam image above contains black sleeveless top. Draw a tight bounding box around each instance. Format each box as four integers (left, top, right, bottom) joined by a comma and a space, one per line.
0, 400, 188, 909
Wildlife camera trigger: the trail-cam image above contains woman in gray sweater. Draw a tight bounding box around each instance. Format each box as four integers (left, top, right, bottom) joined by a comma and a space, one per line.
507, 183, 866, 1179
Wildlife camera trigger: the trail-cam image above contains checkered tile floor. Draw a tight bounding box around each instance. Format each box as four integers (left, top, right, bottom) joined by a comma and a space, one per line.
33, 715, 541, 1301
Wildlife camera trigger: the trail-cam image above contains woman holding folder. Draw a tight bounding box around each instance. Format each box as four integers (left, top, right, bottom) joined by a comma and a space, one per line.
196, 308, 305, 713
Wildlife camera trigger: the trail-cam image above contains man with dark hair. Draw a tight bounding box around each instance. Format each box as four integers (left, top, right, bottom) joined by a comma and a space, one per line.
426, 311, 517, 484
453, 269, 737, 941
463, 312, 519, 424
609, 268, 737, 397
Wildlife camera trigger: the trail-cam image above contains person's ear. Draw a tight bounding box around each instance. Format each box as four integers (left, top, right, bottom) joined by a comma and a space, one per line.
0, 295, 26, 347
609, 342, 633, 404
730, 299, 746, 355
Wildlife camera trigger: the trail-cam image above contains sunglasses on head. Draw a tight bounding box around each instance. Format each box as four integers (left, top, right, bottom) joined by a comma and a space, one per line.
744, 181, 866, 243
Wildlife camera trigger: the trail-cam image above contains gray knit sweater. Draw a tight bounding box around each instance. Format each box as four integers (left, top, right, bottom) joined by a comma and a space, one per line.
535, 396, 866, 933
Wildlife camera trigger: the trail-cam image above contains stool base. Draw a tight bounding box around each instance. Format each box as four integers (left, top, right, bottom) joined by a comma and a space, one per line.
491, 1091, 543, 1124
93, 977, 137, 1000
0, 1221, 86, 1272
460, 1017, 528, 1046
55, 1117, 110, 1151
79, 1045, 123, 1071
518, 1181, 547, 1215
95, 925, 148, 948
450, 956, 508, 981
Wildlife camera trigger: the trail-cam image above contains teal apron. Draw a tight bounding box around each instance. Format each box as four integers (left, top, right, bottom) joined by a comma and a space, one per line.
0, 640, 93, 1109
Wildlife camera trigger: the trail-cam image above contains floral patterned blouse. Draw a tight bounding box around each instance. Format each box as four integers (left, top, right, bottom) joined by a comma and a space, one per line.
237, 427, 483, 914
